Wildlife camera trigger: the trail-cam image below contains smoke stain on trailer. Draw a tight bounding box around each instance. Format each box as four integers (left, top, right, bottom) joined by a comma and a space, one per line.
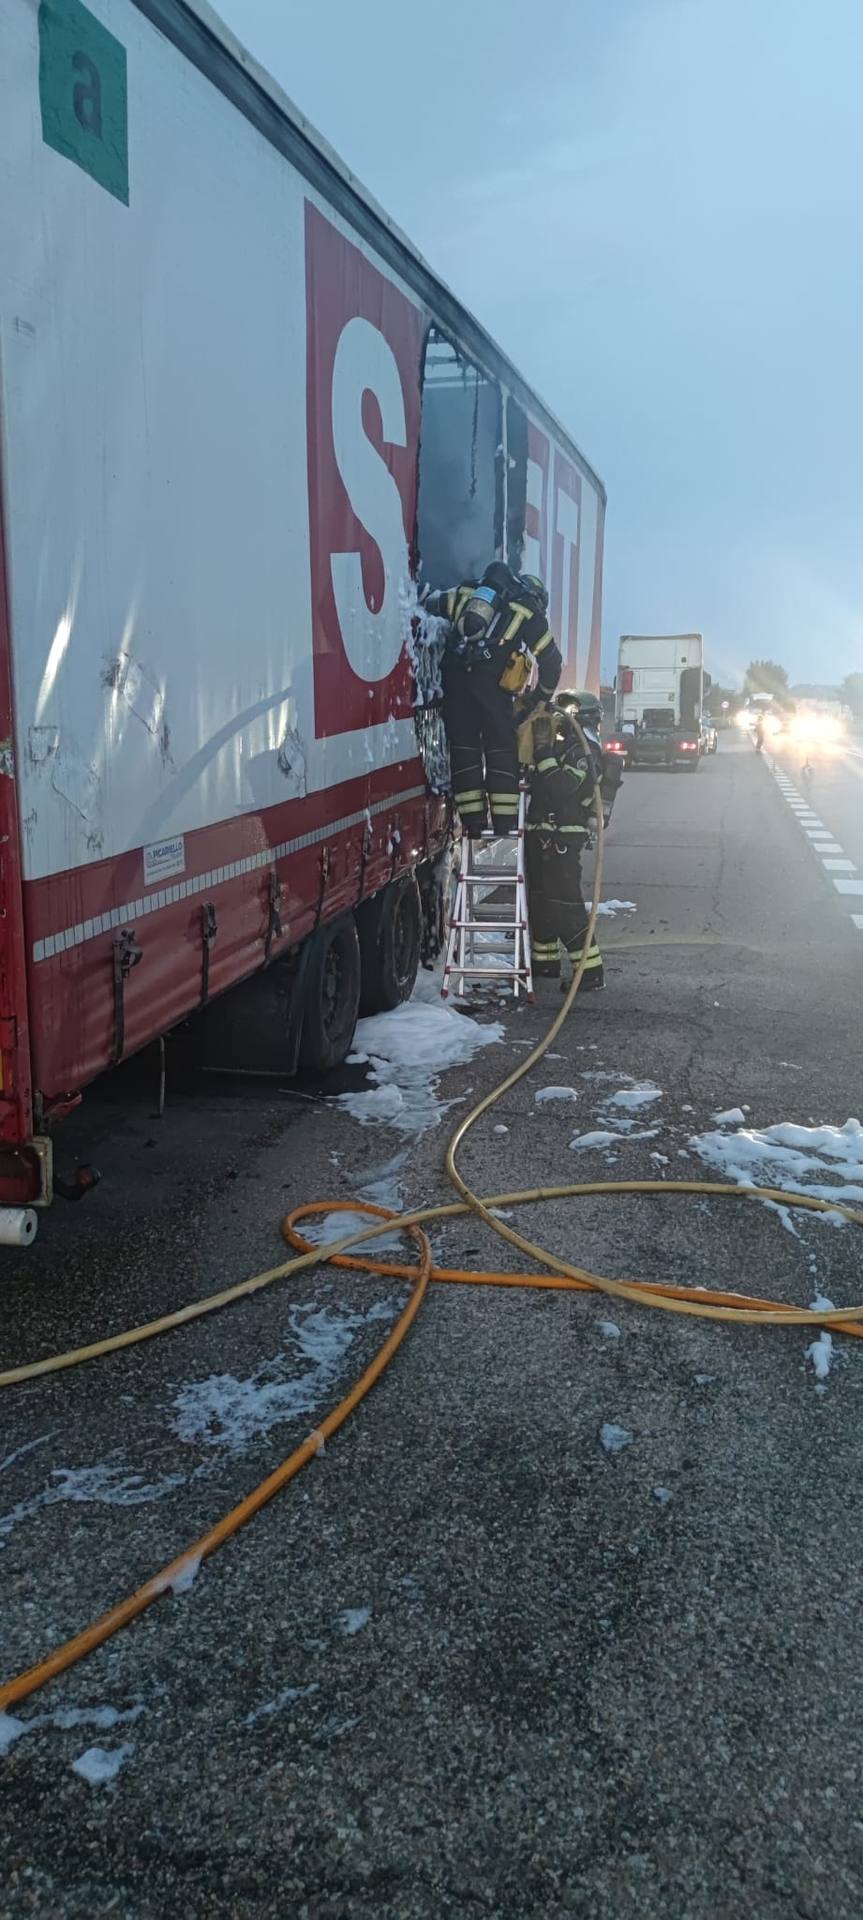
277, 724, 308, 799
50, 747, 100, 822
26, 723, 104, 853
26, 727, 59, 767
103, 650, 165, 737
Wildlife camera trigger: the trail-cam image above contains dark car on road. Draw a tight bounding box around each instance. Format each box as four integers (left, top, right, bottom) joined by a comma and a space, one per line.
627, 709, 701, 772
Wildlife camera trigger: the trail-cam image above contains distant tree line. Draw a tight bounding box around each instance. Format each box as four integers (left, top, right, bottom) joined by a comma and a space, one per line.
841, 673, 863, 718
744, 660, 790, 702
703, 661, 863, 722
742, 663, 863, 719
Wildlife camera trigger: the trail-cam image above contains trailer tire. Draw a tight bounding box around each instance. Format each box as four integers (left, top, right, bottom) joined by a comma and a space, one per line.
357, 875, 422, 1015
300, 914, 362, 1074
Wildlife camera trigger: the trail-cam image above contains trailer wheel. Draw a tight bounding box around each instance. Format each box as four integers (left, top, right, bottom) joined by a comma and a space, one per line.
357, 875, 422, 1015
300, 914, 362, 1074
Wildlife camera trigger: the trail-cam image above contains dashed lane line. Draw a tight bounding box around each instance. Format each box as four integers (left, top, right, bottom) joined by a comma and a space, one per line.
769, 761, 863, 932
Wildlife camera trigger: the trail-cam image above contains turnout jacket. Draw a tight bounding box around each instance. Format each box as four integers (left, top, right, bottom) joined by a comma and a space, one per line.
426, 582, 562, 702
527, 713, 602, 837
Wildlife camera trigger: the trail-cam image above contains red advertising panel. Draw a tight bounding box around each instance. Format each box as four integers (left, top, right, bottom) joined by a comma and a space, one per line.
524, 424, 585, 678
525, 420, 550, 585
549, 450, 581, 680
305, 203, 425, 738
586, 496, 605, 694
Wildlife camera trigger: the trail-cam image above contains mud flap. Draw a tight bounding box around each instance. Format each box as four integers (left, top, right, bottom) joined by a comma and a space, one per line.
417, 849, 452, 966
196, 941, 313, 1078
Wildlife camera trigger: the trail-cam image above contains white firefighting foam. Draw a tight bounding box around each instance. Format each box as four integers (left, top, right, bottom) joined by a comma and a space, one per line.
336, 998, 503, 1136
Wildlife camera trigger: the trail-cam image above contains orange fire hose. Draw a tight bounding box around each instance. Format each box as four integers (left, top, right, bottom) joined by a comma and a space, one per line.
3, 750, 861, 1714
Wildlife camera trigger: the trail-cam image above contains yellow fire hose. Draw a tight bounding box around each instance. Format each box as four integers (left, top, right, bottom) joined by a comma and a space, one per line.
2, 745, 862, 1715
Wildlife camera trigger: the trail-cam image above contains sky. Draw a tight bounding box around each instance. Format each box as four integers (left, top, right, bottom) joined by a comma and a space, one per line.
219, 0, 863, 690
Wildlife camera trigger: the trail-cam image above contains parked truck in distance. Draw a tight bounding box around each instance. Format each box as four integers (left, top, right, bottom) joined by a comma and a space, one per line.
616, 635, 704, 772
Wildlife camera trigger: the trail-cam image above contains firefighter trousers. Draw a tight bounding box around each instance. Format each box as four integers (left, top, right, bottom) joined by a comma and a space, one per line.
525, 831, 604, 984
442, 655, 519, 836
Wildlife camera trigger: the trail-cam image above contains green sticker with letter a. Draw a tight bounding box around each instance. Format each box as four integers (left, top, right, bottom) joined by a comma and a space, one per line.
39, 0, 129, 205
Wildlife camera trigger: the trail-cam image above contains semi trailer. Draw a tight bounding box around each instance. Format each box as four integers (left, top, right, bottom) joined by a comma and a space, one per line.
0, 0, 606, 1225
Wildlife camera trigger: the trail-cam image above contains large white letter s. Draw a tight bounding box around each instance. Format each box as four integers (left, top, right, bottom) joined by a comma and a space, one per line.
330, 317, 408, 683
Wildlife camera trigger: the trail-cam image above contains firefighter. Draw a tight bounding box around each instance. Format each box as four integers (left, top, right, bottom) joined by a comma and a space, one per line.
557, 685, 624, 827
524, 690, 604, 990
426, 563, 561, 836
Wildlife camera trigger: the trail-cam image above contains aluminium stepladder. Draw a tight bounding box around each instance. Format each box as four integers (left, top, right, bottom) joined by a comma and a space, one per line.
441, 783, 534, 1000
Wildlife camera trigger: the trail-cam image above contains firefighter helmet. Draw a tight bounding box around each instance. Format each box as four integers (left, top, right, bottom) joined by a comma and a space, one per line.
557, 688, 602, 727
517, 572, 549, 610
481, 560, 521, 597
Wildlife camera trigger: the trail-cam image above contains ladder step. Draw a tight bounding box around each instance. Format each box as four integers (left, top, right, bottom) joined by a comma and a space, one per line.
466, 910, 520, 920
444, 967, 533, 980
443, 784, 534, 999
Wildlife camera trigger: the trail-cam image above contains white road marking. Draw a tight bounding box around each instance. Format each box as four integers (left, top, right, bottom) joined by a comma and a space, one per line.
770, 758, 862, 931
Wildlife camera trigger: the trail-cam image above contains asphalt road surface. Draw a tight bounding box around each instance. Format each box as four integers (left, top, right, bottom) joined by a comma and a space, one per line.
2, 735, 863, 1920
766, 730, 863, 933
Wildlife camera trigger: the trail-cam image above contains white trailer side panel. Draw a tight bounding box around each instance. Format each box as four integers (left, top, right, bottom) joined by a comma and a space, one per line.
0, 0, 419, 886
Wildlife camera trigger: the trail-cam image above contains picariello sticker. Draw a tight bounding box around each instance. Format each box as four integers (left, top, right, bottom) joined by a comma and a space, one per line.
143, 835, 185, 886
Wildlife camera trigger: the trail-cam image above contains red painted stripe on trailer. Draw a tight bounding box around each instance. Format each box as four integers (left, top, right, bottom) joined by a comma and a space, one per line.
27, 780, 428, 961
23, 778, 446, 1101
0, 427, 33, 1145
23, 758, 426, 944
